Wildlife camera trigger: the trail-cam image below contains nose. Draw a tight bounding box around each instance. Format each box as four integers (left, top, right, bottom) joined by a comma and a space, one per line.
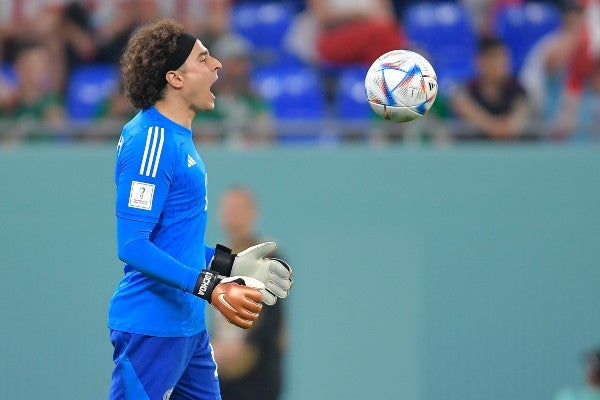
212, 56, 223, 71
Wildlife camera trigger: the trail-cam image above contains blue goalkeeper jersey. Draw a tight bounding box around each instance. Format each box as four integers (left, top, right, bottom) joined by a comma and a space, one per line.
109, 106, 215, 337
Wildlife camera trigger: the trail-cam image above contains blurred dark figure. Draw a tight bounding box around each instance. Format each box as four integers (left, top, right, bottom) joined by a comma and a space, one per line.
211, 187, 286, 400
61, 2, 99, 74
451, 36, 532, 140
554, 349, 600, 400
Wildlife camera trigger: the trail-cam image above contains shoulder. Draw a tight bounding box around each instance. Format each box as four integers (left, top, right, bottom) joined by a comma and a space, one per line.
122, 111, 181, 151
119, 116, 182, 175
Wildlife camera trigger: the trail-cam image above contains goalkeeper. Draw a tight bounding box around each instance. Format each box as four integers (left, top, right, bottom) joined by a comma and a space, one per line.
108, 19, 292, 400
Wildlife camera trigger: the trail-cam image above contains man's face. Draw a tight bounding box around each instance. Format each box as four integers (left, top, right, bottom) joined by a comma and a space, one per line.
179, 40, 222, 112
478, 46, 510, 83
219, 190, 256, 239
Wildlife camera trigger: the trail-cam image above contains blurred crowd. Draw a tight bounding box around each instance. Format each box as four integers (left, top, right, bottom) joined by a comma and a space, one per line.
0, 0, 599, 146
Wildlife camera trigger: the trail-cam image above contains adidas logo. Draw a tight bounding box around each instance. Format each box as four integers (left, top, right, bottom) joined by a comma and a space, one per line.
187, 155, 197, 167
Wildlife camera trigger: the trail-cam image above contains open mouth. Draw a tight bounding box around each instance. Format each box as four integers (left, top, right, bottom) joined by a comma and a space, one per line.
210, 75, 219, 99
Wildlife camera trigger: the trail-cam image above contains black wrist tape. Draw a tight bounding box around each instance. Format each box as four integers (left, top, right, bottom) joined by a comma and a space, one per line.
210, 244, 236, 277
193, 269, 221, 302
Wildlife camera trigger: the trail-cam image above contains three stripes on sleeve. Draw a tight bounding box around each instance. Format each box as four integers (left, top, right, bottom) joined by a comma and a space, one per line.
139, 126, 165, 178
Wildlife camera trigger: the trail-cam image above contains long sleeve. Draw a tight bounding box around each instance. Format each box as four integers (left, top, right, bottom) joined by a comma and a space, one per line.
117, 216, 200, 292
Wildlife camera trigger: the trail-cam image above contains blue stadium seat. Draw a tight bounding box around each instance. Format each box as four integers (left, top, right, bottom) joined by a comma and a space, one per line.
335, 66, 372, 120
231, 2, 297, 67
66, 64, 119, 121
403, 2, 477, 89
493, 3, 560, 74
253, 67, 325, 120
252, 66, 330, 144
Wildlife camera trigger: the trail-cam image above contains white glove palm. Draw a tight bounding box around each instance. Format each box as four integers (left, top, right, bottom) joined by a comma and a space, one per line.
231, 242, 293, 306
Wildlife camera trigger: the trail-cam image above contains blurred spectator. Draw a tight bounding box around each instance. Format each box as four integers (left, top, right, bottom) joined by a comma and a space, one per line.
451, 36, 532, 140
94, 0, 161, 64
554, 57, 600, 140
1, 0, 598, 145
550, 0, 600, 138
91, 0, 231, 63
0, 1, 70, 93
93, 0, 232, 47
0, 40, 65, 141
554, 348, 600, 400
194, 34, 274, 146
211, 186, 287, 400
61, 2, 99, 74
519, 1, 586, 117
169, 0, 232, 48
286, 0, 405, 66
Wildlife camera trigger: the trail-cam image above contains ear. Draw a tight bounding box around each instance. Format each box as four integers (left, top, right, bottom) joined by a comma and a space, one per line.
165, 70, 184, 89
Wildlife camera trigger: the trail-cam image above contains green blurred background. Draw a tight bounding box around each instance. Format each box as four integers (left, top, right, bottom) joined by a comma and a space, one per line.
1, 144, 599, 399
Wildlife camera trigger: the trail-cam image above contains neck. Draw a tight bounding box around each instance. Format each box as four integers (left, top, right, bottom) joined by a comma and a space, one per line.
229, 234, 255, 251
479, 79, 503, 97
154, 96, 195, 129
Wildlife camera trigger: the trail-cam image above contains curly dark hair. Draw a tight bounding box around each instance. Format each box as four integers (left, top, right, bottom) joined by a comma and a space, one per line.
121, 19, 185, 109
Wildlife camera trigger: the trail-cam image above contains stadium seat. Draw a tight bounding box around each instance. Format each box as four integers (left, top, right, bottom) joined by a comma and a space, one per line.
66, 64, 119, 121
253, 66, 325, 120
403, 2, 477, 89
493, 3, 561, 74
252, 66, 330, 144
334, 66, 372, 120
231, 2, 297, 67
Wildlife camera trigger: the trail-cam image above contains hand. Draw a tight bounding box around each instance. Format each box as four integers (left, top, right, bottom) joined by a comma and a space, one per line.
231, 242, 293, 306
211, 276, 264, 329
210, 242, 293, 306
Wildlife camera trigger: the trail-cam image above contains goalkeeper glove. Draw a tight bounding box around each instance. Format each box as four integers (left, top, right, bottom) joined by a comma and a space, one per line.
210, 242, 293, 306
193, 270, 264, 329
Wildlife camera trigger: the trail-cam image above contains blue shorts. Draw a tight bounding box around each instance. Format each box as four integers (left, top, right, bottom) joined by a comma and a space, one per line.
109, 329, 221, 400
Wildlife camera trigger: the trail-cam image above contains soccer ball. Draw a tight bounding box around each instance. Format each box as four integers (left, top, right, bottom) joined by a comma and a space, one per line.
365, 49, 438, 122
